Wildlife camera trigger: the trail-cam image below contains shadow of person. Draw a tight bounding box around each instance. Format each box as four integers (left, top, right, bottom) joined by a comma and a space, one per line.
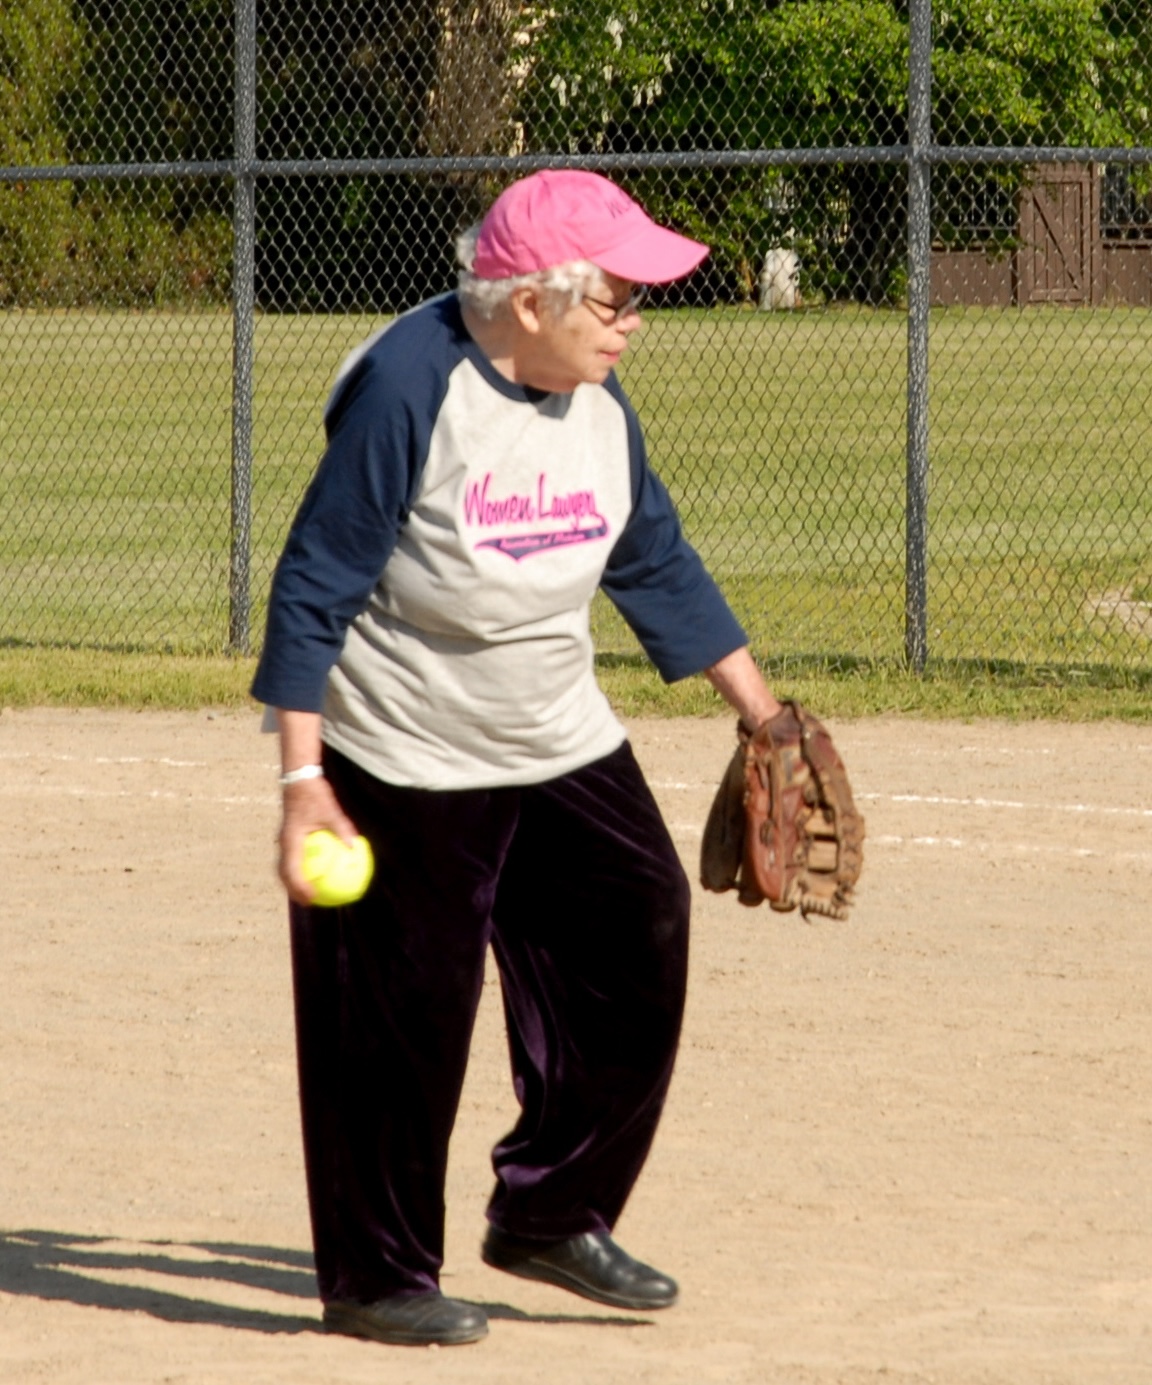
1, 1230, 661, 1336
478, 1299, 657, 1327
0, 1228, 321, 1335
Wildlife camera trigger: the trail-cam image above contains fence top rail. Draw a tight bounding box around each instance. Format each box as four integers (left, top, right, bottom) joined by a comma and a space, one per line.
4, 145, 1151, 185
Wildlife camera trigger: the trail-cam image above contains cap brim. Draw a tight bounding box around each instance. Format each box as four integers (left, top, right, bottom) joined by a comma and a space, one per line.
593, 223, 710, 285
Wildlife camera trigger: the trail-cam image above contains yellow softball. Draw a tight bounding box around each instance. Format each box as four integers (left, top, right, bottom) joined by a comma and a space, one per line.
301, 830, 375, 908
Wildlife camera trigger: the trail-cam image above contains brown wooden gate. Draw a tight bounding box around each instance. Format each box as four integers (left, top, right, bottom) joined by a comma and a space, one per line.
1016, 163, 1102, 305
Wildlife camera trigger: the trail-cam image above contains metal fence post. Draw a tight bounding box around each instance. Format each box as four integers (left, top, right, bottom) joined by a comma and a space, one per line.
905, 0, 932, 672
229, 0, 257, 654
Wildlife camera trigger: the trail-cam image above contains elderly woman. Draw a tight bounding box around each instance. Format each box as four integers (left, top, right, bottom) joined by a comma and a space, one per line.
251, 169, 782, 1349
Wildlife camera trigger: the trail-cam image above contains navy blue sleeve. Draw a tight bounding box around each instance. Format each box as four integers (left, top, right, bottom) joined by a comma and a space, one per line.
599, 387, 748, 683
250, 328, 440, 711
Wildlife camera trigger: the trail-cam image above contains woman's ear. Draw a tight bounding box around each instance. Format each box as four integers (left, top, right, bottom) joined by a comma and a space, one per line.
508, 285, 544, 335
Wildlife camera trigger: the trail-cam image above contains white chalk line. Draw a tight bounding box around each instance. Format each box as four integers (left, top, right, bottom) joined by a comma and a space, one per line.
667, 820, 1152, 866
0, 751, 213, 769
20, 783, 1149, 866
652, 781, 1152, 820
865, 791, 1152, 819
9, 768, 1152, 829
8, 783, 276, 807
866, 834, 1152, 865
1, 750, 278, 805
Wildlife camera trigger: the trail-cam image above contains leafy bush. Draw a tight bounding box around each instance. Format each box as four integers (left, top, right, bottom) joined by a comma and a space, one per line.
513, 0, 1151, 305
1, 0, 231, 307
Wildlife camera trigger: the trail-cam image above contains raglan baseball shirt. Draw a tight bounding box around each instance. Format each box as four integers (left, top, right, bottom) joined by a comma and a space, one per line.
251, 293, 747, 790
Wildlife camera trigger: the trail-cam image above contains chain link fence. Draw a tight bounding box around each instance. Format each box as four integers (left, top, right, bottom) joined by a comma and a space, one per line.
2, 0, 1151, 677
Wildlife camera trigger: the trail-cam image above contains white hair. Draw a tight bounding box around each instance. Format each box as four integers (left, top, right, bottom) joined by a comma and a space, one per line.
455, 224, 609, 320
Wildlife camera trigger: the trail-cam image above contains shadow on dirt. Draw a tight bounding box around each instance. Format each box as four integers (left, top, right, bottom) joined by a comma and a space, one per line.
0, 1228, 321, 1334
0, 1229, 656, 1334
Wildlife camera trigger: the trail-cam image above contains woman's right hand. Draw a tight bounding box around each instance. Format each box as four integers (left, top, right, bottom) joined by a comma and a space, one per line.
278, 774, 361, 905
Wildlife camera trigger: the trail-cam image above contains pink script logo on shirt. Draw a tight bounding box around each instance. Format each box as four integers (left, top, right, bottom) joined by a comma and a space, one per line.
464, 471, 609, 561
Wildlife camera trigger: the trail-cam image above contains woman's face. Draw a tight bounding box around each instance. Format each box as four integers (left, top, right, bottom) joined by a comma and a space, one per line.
519, 272, 645, 392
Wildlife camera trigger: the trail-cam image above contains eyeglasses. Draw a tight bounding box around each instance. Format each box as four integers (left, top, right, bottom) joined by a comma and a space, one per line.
581, 283, 649, 323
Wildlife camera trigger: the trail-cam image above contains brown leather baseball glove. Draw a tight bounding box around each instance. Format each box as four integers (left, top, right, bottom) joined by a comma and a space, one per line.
700, 700, 864, 920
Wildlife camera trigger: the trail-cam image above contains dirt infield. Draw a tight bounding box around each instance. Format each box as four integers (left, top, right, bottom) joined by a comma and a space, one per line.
2, 708, 1149, 1385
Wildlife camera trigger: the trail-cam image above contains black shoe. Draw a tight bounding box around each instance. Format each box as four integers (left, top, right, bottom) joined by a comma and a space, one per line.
323, 1292, 488, 1346
481, 1227, 678, 1311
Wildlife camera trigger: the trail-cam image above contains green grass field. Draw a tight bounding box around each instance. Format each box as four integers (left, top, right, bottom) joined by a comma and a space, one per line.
2, 304, 1150, 716
619, 306, 1152, 669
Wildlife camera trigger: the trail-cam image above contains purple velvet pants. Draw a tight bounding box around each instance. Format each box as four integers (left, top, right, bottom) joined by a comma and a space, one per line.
289, 740, 691, 1304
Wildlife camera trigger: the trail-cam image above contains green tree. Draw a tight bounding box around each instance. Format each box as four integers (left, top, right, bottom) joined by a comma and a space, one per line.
251, 0, 521, 309
1, 0, 232, 306
0, 0, 85, 302
514, 0, 1151, 302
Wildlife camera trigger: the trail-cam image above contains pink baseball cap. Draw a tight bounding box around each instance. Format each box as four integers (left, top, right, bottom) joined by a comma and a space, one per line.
472, 170, 710, 284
